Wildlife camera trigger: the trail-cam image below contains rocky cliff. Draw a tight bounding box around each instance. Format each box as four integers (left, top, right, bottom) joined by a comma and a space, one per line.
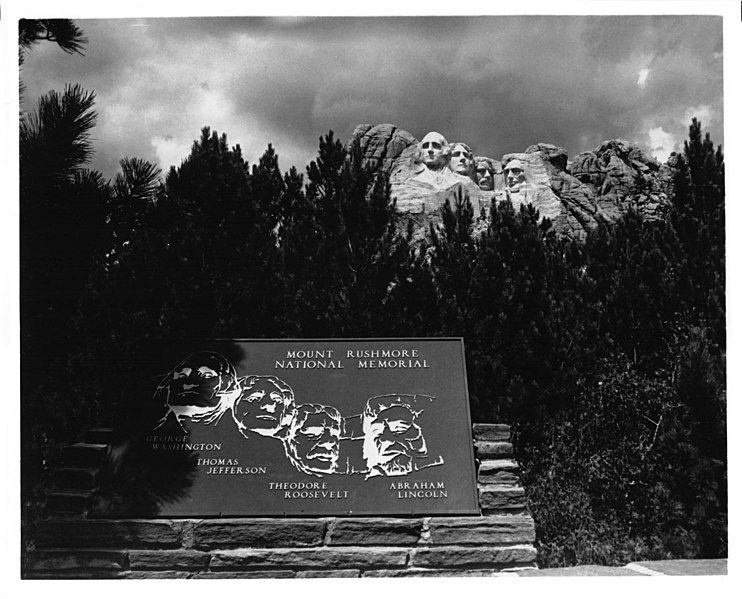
348, 124, 676, 241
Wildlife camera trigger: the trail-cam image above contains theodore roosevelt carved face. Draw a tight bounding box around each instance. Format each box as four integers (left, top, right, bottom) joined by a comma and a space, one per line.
475, 159, 495, 191
285, 404, 342, 476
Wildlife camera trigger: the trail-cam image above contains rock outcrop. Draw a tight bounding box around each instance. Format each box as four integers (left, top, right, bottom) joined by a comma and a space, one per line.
352, 123, 417, 175
348, 124, 675, 242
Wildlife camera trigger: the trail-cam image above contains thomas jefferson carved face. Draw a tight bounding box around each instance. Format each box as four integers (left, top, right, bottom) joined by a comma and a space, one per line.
505, 159, 526, 191
233, 376, 295, 439
450, 143, 474, 176
419, 132, 449, 170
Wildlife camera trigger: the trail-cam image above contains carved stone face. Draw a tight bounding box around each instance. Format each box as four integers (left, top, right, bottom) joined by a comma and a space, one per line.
419, 132, 448, 170
505, 159, 526, 191
156, 351, 238, 429
233, 376, 295, 438
363, 400, 428, 476
286, 405, 342, 475
169, 363, 222, 408
450, 143, 473, 176
476, 160, 494, 191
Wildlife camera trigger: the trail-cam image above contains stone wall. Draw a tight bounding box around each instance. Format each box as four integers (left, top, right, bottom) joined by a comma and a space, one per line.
23, 424, 537, 578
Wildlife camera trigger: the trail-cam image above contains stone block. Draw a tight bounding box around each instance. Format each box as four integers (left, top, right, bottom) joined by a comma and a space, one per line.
327, 518, 424, 546
193, 518, 327, 549
295, 569, 361, 578
44, 491, 92, 514
62, 443, 108, 467
362, 568, 509, 577
128, 550, 211, 570
211, 547, 409, 570
479, 485, 527, 511
472, 424, 511, 442
479, 471, 520, 485
24, 571, 101, 579
474, 441, 513, 459
84, 428, 114, 445
52, 467, 100, 490
428, 515, 535, 545
119, 571, 193, 579
479, 458, 519, 472
194, 570, 295, 579
411, 545, 537, 568
28, 549, 128, 572
33, 519, 181, 548
478, 459, 520, 485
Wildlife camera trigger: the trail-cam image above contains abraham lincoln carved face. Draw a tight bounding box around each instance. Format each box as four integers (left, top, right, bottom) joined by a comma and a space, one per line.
504, 159, 527, 191
362, 395, 429, 477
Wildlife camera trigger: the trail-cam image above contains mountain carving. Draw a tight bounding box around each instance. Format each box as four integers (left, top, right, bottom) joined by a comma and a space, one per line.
348, 124, 676, 241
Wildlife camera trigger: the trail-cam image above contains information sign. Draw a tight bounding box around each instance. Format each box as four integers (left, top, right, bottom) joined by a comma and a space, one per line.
94, 338, 479, 517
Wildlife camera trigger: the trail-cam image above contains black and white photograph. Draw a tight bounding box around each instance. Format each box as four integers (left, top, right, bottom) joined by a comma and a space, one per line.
5, 0, 738, 593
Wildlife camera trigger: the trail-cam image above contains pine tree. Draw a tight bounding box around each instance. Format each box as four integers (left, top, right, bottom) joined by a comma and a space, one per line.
19, 77, 114, 505
671, 118, 725, 344
277, 132, 402, 337
583, 211, 683, 368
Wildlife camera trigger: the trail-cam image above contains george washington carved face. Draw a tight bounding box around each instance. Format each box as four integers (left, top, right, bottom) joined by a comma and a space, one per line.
154, 351, 239, 429
419, 132, 450, 170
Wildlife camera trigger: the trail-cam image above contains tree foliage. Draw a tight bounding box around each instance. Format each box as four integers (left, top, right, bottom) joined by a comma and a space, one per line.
18, 19, 88, 99
19, 19, 87, 57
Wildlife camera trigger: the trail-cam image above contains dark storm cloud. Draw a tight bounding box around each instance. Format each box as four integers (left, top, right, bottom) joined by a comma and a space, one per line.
19, 15, 723, 181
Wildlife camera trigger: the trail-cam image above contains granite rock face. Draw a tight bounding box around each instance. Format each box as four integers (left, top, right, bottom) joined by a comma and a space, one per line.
351, 124, 418, 175
348, 125, 675, 242
349, 127, 493, 244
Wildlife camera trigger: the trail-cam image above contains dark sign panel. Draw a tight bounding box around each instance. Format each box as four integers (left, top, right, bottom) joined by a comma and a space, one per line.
94, 338, 479, 517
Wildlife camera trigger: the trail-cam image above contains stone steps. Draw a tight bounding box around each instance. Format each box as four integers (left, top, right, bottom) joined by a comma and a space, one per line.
52, 467, 101, 490
62, 442, 109, 468
478, 459, 521, 485
474, 441, 514, 459
44, 490, 96, 515
45, 431, 113, 517
84, 428, 114, 445
472, 423, 511, 442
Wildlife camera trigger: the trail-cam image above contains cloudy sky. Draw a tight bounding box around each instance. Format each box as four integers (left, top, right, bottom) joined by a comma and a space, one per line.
18, 10, 725, 183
